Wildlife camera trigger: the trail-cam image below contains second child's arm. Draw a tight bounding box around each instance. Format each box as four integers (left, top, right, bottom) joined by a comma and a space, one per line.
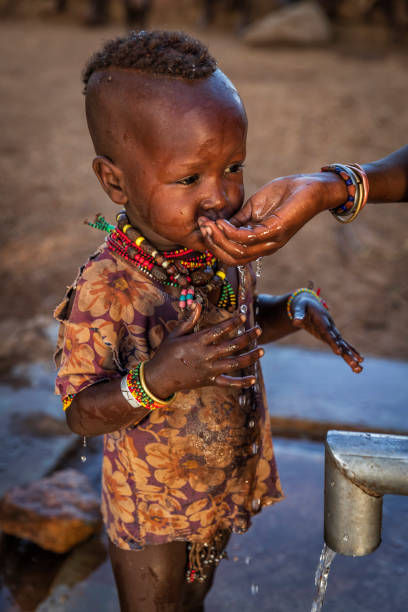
256, 292, 363, 373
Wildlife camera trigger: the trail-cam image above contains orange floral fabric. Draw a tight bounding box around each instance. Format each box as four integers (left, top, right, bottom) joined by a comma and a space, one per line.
55, 243, 283, 550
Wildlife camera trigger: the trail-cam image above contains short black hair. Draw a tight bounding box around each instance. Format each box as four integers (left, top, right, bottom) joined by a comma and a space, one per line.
82, 30, 217, 93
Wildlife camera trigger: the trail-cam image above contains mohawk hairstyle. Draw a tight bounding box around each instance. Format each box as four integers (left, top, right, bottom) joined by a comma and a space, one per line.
82, 30, 217, 93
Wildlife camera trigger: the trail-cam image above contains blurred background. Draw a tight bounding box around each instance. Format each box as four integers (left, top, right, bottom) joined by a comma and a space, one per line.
0, 2, 408, 611
0, 0, 407, 378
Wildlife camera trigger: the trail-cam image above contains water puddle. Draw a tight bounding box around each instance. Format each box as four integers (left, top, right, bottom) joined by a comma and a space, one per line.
311, 543, 336, 612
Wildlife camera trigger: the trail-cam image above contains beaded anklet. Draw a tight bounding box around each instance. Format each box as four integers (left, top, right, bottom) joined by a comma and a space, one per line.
126, 361, 176, 410
286, 287, 328, 320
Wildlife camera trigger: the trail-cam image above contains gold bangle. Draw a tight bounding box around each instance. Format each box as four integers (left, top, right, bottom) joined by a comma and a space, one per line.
139, 361, 176, 405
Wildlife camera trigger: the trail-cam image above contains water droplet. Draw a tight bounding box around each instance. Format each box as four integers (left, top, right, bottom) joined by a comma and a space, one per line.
248, 419, 255, 428
239, 394, 247, 407
251, 583, 259, 595
252, 442, 258, 455
237, 326, 245, 336
342, 534, 349, 542
245, 555, 251, 565
81, 455, 87, 463
240, 304, 248, 314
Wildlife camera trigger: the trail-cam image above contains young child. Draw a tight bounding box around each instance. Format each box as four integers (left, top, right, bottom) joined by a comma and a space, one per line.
54, 30, 363, 612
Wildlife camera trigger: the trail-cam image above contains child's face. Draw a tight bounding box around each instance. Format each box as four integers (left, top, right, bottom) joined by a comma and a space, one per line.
93, 70, 247, 252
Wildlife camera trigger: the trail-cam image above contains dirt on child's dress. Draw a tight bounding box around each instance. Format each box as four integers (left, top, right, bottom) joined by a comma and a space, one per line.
54, 242, 283, 551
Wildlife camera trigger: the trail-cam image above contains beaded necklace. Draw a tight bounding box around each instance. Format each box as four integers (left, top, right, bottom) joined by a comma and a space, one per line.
85, 212, 237, 311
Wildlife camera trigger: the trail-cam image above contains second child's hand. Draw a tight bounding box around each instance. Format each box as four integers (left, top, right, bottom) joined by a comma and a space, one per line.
290, 293, 363, 374
144, 303, 263, 399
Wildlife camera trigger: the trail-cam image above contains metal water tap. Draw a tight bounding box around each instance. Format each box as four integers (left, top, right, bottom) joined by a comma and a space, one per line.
324, 430, 408, 556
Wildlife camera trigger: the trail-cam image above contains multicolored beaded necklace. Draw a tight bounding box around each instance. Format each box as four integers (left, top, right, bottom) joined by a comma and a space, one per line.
85, 212, 237, 311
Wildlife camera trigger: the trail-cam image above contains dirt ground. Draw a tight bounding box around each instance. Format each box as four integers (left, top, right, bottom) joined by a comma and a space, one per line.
1, 0, 407, 377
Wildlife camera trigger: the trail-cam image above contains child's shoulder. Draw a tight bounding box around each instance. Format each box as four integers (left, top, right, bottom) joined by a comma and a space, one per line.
54, 242, 168, 326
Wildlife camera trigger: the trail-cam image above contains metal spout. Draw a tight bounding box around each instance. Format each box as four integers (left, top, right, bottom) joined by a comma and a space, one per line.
324, 430, 408, 556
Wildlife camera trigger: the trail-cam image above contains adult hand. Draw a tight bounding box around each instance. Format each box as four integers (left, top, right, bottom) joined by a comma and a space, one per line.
198, 172, 346, 265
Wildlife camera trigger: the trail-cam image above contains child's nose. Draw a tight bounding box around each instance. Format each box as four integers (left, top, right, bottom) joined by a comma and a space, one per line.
199, 185, 228, 217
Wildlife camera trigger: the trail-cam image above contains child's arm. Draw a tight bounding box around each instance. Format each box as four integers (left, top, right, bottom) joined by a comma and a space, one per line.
256, 291, 363, 373
66, 304, 262, 436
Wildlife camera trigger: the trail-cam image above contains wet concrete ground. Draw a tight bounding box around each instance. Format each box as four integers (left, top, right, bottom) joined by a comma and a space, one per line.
0, 345, 407, 611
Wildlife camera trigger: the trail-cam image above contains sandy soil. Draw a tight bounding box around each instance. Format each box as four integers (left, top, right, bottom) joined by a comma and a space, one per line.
1, 0, 407, 376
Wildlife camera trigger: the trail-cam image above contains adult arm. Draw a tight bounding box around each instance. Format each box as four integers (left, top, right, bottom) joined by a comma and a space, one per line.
199, 145, 408, 264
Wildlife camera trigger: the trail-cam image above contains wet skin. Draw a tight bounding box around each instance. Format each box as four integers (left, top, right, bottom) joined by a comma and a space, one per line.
87, 68, 248, 251
198, 145, 408, 264
67, 68, 362, 439
65, 67, 363, 612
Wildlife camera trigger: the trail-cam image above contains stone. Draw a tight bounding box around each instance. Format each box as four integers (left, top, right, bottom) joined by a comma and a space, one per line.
0, 469, 102, 553
243, 1, 332, 46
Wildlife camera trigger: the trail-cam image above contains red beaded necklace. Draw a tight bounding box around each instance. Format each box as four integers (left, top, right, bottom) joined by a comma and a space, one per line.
85, 212, 237, 312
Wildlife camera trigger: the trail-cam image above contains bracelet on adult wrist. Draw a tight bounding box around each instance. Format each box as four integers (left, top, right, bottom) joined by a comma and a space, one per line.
286, 287, 328, 321
125, 361, 176, 411
321, 163, 369, 223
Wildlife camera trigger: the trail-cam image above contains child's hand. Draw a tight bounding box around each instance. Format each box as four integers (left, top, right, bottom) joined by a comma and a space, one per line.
290, 293, 363, 373
144, 303, 263, 398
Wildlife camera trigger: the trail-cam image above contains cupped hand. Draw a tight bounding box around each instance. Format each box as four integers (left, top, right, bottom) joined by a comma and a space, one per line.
144, 303, 264, 398
290, 293, 363, 374
198, 173, 342, 265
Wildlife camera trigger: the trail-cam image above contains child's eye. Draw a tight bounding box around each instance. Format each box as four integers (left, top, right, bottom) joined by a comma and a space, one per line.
176, 174, 199, 186
225, 163, 244, 175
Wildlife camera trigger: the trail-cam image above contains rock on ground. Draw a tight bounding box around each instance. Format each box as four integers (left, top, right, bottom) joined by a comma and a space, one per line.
243, 0, 332, 46
0, 469, 102, 553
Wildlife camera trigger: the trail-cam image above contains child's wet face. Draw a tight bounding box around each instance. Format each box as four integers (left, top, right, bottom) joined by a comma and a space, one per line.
113, 70, 247, 251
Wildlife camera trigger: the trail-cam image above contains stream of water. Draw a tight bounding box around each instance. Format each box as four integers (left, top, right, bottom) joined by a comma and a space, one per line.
310, 543, 337, 612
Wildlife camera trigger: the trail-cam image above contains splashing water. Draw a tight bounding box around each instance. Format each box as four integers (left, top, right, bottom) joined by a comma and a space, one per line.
310, 543, 336, 612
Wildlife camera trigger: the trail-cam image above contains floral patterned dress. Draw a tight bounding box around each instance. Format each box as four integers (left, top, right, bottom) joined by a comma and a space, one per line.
54, 241, 283, 554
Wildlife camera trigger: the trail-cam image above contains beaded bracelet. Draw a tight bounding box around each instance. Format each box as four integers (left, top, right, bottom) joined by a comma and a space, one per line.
127, 361, 176, 411
286, 287, 327, 320
321, 163, 368, 224
62, 393, 76, 411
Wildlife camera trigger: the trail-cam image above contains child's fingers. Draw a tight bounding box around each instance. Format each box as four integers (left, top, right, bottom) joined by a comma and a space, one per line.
169, 302, 202, 338
214, 374, 257, 388
328, 330, 364, 373
215, 347, 264, 374
209, 326, 261, 357
202, 313, 246, 345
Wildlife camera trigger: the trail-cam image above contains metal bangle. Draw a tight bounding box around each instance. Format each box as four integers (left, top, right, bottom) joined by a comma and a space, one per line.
120, 374, 143, 409
326, 163, 365, 224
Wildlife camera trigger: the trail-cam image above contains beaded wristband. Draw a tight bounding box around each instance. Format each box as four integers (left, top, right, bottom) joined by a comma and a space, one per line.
127, 361, 176, 411
62, 393, 76, 411
286, 287, 327, 320
321, 163, 368, 224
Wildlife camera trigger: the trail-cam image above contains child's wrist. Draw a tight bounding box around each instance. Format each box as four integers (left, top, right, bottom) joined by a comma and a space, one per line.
125, 361, 176, 411
143, 360, 177, 401
286, 287, 327, 320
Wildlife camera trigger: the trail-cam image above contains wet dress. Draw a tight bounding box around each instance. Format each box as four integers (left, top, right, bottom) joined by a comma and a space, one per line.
54, 242, 283, 558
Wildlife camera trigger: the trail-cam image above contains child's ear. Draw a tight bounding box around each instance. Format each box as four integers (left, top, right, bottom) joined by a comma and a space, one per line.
92, 156, 127, 206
